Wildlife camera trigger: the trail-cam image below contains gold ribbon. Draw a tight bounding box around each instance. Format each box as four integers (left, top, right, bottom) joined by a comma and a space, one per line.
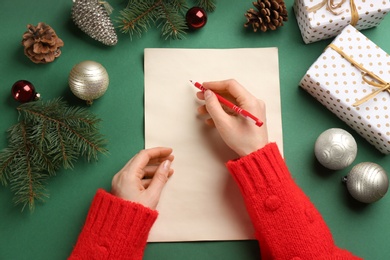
328, 43, 390, 107
307, 0, 359, 26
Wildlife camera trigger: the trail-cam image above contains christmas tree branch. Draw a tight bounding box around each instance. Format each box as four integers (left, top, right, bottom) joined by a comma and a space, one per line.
156, 1, 188, 39
195, 0, 216, 12
118, 0, 162, 39
0, 98, 107, 211
0, 147, 20, 186
117, 0, 215, 40
17, 100, 107, 165
6, 122, 53, 211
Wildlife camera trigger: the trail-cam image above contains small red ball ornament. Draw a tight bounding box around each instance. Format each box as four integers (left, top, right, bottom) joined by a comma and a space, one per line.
186, 7, 207, 30
11, 80, 40, 103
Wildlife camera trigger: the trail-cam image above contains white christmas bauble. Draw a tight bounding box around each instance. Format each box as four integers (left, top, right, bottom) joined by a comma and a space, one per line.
69, 60, 109, 105
314, 128, 357, 170
344, 162, 389, 203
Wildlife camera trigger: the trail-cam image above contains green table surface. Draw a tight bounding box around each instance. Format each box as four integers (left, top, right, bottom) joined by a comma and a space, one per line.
1, 1, 390, 259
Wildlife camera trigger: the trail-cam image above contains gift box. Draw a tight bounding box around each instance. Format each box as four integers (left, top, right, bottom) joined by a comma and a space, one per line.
299, 25, 390, 154
293, 0, 390, 44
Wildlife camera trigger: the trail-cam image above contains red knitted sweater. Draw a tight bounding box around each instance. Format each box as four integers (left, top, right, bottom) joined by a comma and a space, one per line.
69, 143, 361, 260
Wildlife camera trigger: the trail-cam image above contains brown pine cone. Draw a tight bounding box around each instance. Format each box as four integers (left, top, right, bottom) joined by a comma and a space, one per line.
244, 0, 288, 32
22, 22, 64, 64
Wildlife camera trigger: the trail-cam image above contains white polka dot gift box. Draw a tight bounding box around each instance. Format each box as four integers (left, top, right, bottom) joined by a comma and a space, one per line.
299, 25, 390, 154
293, 0, 390, 44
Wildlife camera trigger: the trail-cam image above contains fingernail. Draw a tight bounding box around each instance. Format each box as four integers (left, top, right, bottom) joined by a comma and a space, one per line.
163, 160, 171, 171
204, 90, 212, 100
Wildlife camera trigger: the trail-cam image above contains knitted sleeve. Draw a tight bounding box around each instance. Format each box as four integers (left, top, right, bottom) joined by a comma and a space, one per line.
226, 143, 362, 260
68, 189, 158, 260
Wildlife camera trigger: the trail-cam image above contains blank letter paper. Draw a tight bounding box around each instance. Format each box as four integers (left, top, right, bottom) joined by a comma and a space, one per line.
144, 48, 283, 242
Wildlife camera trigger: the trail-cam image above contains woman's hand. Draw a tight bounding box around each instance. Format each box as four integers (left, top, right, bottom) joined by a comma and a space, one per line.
197, 79, 269, 157
111, 147, 174, 210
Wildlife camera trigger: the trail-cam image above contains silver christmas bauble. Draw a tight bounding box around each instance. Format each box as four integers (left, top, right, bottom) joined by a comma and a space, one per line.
69, 60, 109, 105
343, 162, 389, 203
71, 0, 118, 46
314, 128, 357, 170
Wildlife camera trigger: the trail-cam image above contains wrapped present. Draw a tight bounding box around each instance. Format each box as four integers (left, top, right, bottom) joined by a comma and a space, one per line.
293, 0, 390, 44
299, 25, 390, 154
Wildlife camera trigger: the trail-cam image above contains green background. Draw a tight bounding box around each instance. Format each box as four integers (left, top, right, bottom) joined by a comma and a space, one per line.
1, 0, 390, 259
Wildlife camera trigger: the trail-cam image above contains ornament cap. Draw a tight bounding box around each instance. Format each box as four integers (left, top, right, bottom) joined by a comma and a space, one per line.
34, 93, 41, 101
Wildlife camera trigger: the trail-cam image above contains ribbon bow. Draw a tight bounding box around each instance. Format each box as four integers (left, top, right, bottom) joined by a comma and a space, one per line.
307, 0, 359, 26
328, 43, 390, 107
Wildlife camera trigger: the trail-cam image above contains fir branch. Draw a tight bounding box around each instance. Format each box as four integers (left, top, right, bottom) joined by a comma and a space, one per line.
117, 0, 217, 40
17, 99, 107, 166
166, 0, 188, 14
5, 122, 53, 211
0, 98, 107, 211
117, 0, 160, 39
156, 1, 188, 40
195, 0, 216, 12
0, 145, 22, 186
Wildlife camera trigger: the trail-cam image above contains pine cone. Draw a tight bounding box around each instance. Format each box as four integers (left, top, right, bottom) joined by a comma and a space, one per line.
244, 0, 288, 32
22, 22, 64, 64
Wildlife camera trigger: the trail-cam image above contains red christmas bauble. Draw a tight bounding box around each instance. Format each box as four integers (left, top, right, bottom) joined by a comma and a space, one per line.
186, 7, 207, 30
11, 80, 39, 103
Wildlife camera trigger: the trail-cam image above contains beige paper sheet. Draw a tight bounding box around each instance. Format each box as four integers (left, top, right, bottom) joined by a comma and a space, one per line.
144, 48, 283, 242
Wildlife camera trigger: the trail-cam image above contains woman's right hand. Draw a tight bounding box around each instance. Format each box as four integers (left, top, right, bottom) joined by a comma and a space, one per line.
196, 79, 269, 157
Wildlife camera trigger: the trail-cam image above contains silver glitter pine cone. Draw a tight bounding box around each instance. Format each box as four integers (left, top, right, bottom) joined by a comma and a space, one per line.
69, 60, 109, 105
72, 0, 118, 46
343, 162, 389, 203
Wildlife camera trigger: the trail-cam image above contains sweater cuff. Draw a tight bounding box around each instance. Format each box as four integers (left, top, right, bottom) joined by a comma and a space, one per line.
70, 189, 158, 259
83, 189, 158, 238
226, 142, 292, 195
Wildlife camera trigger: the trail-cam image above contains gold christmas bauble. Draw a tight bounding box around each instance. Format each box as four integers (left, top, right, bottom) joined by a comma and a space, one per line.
69, 60, 109, 105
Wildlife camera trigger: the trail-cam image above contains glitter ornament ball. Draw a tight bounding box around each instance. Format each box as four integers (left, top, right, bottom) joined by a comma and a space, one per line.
186, 7, 207, 30
343, 162, 389, 203
314, 128, 357, 170
11, 80, 40, 103
68, 60, 109, 105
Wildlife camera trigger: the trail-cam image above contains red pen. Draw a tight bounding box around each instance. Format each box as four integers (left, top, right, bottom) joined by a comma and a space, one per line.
190, 80, 263, 127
